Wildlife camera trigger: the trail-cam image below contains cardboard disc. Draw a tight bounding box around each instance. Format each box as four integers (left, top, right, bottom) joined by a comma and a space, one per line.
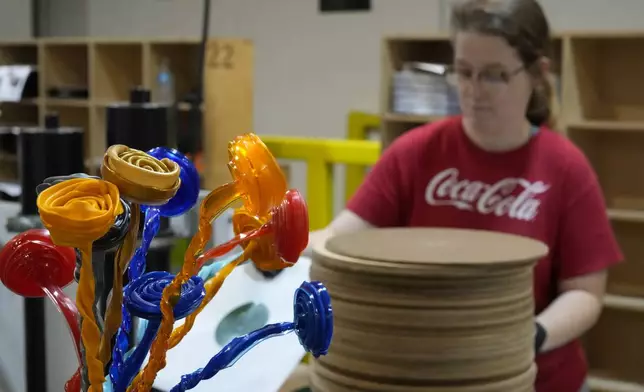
311, 227, 543, 390
310, 360, 536, 392
324, 227, 548, 266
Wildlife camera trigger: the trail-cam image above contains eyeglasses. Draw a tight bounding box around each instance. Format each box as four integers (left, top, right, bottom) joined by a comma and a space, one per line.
445, 64, 524, 90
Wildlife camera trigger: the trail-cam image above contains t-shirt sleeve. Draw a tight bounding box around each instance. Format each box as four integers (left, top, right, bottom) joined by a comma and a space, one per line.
556, 152, 624, 281
345, 130, 417, 227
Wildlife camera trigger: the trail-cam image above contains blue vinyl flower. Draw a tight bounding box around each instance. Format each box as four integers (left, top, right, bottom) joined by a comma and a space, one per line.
110, 271, 205, 392
169, 280, 333, 391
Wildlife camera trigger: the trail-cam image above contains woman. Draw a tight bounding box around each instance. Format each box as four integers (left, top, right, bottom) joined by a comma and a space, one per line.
307, 1, 623, 391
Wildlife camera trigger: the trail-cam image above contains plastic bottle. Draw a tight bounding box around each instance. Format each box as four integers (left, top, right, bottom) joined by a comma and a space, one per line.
156, 58, 175, 104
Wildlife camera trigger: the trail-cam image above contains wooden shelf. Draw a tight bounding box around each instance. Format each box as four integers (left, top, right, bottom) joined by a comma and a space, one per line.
589, 375, 644, 392
567, 120, 644, 132
382, 113, 444, 123
563, 32, 644, 389
380, 31, 644, 389
608, 208, 644, 223
604, 294, 644, 313
0, 37, 253, 188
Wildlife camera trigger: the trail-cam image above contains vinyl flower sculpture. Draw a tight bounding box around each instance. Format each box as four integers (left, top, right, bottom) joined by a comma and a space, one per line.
0, 133, 333, 392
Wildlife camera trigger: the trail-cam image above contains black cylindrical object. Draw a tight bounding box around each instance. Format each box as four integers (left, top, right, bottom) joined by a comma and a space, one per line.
17, 115, 84, 216
106, 87, 176, 236
0, 125, 18, 155
106, 86, 176, 151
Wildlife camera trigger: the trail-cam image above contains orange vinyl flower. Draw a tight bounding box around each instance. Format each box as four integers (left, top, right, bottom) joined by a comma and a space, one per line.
128, 133, 296, 391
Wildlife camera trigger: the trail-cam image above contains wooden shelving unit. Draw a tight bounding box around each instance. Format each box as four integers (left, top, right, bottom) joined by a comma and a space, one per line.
0, 37, 253, 188
564, 32, 644, 392
0, 41, 39, 182
380, 31, 644, 391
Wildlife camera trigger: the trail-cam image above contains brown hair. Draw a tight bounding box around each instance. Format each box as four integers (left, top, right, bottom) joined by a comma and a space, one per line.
450, 0, 556, 128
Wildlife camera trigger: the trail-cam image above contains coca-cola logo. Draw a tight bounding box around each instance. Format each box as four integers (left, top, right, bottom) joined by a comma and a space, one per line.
425, 168, 550, 221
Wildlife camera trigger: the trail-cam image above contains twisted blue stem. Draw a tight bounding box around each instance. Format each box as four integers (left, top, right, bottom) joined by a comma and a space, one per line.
129, 207, 161, 281
109, 207, 160, 390
111, 271, 205, 392
169, 281, 334, 392
109, 146, 199, 389
169, 322, 294, 392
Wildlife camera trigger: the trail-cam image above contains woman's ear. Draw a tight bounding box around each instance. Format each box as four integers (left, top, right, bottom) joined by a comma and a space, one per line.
530, 56, 551, 88
537, 56, 550, 76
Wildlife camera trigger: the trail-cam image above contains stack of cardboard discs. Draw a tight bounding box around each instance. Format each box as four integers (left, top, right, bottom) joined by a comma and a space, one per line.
309, 227, 549, 392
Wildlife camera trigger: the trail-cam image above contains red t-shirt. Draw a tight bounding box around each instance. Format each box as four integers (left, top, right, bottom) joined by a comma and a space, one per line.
346, 116, 623, 392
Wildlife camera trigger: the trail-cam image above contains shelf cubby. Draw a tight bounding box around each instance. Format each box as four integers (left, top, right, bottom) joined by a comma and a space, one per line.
567, 128, 644, 211
584, 307, 644, 386
42, 42, 89, 101
148, 42, 200, 103
0, 42, 38, 65
0, 102, 39, 126
380, 36, 453, 147
568, 36, 644, 122
607, 221, 644, 298
93, 43, 143, 103
384, 36, 454, 71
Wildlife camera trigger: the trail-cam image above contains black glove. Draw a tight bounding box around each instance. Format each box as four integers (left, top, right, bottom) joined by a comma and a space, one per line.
535, 321, 547, 353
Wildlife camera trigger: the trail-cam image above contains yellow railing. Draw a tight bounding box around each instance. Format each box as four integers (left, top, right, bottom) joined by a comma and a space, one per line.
261, 112, 381, 230
345, 111, 381, 201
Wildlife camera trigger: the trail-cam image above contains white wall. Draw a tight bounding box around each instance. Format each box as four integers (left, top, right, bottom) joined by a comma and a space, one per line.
38, 0, 88, 37
0, 0, 31, 39
540, 0, 644, 31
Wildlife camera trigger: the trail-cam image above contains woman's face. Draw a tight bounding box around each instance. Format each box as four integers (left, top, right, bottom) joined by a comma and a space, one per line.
451, 31, 534, 133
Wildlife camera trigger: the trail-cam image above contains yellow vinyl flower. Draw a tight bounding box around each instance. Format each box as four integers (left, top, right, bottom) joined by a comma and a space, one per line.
37, 177, 124, 392
37, 177, 124, 247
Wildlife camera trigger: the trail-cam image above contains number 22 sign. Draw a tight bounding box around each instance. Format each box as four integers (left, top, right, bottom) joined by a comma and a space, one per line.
207, 42, 235, 69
